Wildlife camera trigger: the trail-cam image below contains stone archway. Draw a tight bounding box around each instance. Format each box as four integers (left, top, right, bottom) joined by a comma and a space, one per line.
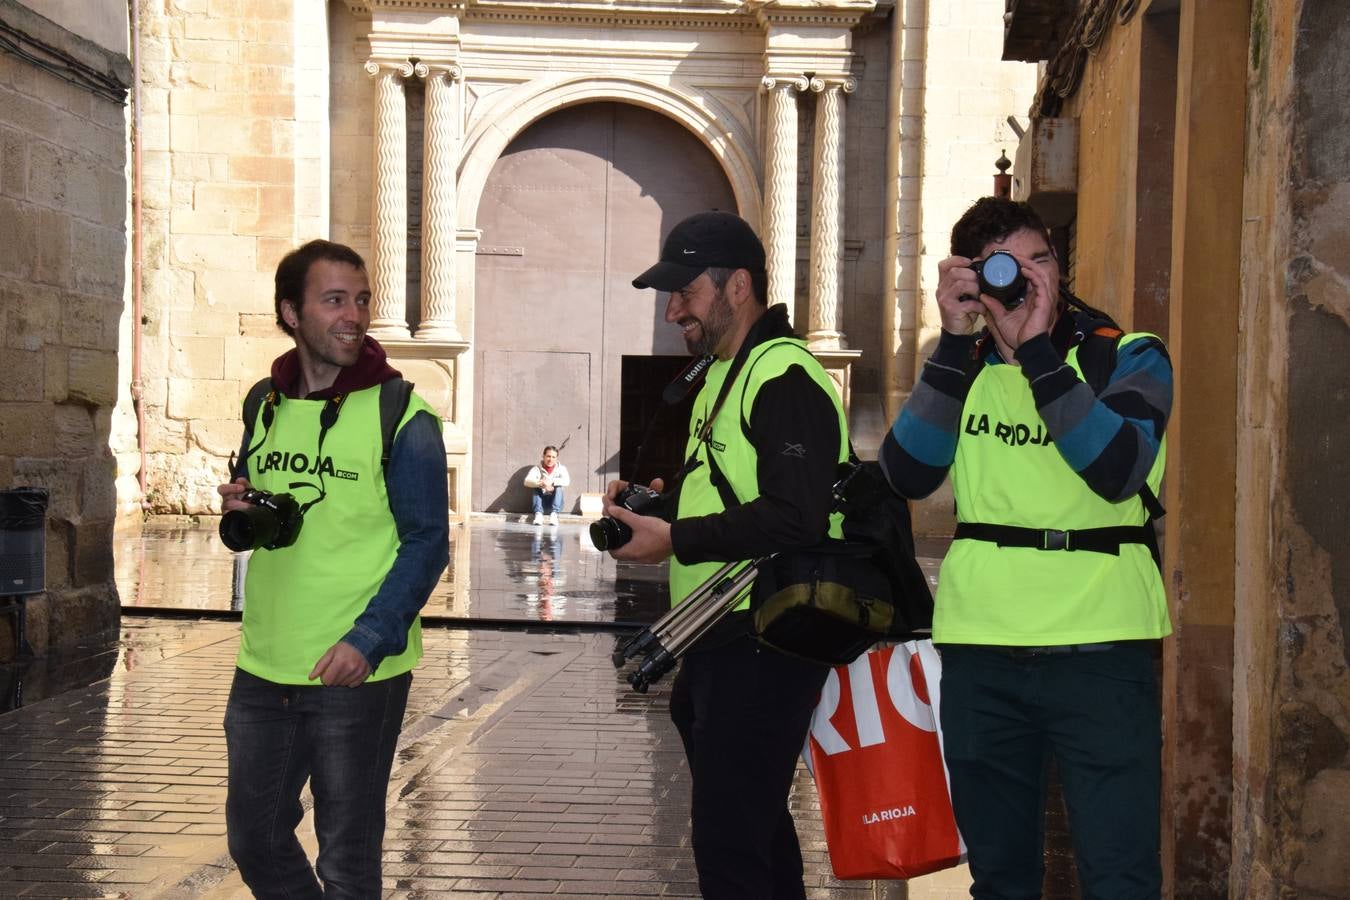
471, 101, 736, 512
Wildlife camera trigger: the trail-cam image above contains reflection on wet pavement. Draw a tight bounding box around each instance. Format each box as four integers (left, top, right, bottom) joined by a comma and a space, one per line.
115, 517, 671, 625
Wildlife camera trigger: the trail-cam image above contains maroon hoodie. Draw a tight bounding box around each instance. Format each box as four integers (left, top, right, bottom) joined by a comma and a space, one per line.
269, 336, 402, 400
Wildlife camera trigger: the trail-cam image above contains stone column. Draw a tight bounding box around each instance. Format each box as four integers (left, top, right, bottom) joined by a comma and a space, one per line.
365, 59, 414, 338
761, 75, 807, 314
418, 63, 464, 341
807, 77, 854, 349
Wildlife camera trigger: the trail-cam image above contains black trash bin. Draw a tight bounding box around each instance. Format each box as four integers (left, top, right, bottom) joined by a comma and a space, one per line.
0, 487, 48, 596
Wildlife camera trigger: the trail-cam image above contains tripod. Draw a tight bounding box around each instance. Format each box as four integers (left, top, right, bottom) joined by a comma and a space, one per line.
611, 557, 765, 693
610, 461, 880, 693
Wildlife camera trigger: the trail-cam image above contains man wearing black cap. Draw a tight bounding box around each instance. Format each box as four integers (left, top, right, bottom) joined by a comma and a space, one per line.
604, 210, 849, 898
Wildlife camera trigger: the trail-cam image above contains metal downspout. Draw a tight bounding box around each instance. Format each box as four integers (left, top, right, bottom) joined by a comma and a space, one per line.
880, 0, 905, 422
130, 0, 147, 508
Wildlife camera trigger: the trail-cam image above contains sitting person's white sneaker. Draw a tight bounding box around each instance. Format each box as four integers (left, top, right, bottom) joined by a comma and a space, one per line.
532, 512, 544, 525
548, 512, 559, 526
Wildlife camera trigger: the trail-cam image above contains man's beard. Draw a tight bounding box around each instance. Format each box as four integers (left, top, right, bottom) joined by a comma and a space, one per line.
686, 287, 734, 356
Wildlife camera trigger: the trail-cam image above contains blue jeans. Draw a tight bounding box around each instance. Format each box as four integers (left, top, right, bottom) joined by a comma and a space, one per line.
531, 487, 564, 514
224, 667, 411, 899
938, 643, 1162, 900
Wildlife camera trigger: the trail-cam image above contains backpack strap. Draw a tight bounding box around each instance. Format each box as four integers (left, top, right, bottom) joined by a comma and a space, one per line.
235, 377, 414, 480
1074, 324, 1123, 395
378, 378, 415, 470
234, 377, 278, 479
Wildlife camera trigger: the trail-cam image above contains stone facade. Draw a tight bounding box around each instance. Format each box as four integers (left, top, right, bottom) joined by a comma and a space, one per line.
1235, 2, 1350, 895
0, 0, 129, 661
117, 0, 1035, 520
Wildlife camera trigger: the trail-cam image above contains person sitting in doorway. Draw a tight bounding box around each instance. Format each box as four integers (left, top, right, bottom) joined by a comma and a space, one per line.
523, 445, 570, 525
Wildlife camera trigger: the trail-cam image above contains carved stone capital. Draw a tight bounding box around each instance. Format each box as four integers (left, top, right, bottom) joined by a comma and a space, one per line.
811, 75, 857, 94
421, 62, 464, 82
364, 58, 416, 79
761, 74, 809, 93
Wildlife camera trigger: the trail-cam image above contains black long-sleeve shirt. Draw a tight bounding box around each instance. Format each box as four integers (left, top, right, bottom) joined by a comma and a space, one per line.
669, 305, 842, 565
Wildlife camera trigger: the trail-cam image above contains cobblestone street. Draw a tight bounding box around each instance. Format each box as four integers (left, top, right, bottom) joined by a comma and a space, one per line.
0, 519, 965, 898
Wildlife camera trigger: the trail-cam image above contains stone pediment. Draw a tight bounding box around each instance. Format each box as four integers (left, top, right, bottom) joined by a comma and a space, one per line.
344, 0, 875, 20
344, 0, 746, 14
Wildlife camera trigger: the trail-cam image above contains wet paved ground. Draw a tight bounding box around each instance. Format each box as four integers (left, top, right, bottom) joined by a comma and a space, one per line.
0, 517, 966, 898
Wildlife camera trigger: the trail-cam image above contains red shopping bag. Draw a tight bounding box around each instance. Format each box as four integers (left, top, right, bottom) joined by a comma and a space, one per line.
805, 640, 964, 880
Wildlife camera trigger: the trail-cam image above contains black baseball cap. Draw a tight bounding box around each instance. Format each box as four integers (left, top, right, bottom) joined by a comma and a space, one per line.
632, 210, 767, 292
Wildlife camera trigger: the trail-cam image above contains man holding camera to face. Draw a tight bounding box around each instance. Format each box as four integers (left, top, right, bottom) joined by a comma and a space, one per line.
216, 239, 449, 899
604, 211, 849, 899
881, 197, 1173, 897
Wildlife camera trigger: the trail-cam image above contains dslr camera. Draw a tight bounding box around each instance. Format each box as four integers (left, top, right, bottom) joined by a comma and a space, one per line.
970, 250, 1026, 309
220, 489, 304, 552
590, 484, 667, 552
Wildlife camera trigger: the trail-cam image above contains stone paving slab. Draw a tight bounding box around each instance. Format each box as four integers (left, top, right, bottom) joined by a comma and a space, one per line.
0, 616, 963, 898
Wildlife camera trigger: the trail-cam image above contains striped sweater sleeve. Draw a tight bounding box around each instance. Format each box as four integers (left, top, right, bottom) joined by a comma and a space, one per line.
1015, 331, 1173, 502
879, 330, 978, 499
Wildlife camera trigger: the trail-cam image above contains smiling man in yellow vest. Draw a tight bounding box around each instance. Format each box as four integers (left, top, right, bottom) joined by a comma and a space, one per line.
881, 198, 1173, 898
606, 211, 849, 898
217, 240, 449, 899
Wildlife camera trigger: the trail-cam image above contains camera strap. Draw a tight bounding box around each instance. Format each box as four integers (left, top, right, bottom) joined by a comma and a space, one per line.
670, 337, 758, 507
292, 393, 347, 516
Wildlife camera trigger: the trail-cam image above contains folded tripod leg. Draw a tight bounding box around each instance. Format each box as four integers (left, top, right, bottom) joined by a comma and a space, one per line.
615, 558, 765, 692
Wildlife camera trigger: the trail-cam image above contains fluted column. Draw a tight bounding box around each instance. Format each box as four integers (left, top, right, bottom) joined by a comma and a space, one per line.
365, 59, 413, 338
807, 77, 854, 349
761, 75, 807, 315
418, 63, 464, 341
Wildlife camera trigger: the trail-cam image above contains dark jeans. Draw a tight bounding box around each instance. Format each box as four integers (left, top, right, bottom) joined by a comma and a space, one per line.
670, 629, 830, 900
938, 643, 1163, 900
224, 667, 411, 899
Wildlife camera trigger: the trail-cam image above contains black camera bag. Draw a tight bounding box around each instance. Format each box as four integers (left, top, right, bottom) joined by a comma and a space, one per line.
750, 458, 933, 665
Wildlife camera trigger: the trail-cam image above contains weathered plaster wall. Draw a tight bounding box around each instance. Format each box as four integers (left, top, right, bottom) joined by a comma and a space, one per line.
1236, 0, 1350, 894
1058, 14, 1140, 319
0, 0, 129, 658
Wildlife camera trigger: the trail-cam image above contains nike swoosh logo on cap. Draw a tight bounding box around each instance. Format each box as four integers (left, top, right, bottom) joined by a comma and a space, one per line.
682, 249, 696, 255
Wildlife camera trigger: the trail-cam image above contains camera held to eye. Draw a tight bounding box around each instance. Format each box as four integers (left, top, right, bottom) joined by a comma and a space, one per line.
970, 250, 1026, 310
590, 484, 667, 552
220, 489, 304, 552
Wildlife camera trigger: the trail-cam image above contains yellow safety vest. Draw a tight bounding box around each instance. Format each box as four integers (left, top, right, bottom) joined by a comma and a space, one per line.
670, 338, 849, 608
237, 384, 437, 683
937, 334, 1171, 645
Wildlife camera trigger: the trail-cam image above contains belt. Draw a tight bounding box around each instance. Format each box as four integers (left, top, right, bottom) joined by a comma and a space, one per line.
954, 521, 1161, 568
963, 642, 1118, 658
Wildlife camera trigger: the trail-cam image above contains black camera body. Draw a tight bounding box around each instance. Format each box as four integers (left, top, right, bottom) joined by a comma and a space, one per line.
971, 250, 1026, 309
220, 489, 304, 552
590, 484, 666, 552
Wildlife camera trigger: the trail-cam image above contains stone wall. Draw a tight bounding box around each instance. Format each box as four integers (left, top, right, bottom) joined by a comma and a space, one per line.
887, 0, 1037, 535
129, 0, 329, 514
0, 0, 129, 659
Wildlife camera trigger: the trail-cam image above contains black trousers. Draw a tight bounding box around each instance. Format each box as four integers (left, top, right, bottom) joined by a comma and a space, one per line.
670, 630, 830, 899
939, 643, 1163, 900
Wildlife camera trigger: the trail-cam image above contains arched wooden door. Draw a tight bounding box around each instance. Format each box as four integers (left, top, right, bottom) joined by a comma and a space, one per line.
473, 101, 737, 512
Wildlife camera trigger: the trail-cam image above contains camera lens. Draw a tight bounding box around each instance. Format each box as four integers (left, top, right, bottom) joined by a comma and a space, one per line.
220, 504, 281, 552
589, 517, 632, 552
976, 251, 1026, 309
